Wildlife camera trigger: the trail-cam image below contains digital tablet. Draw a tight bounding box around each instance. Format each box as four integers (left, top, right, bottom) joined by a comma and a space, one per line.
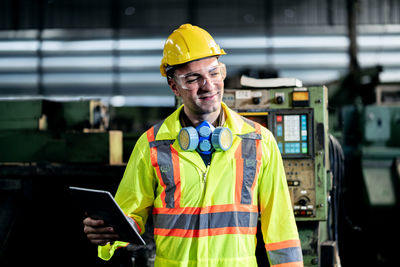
69, 186, 146, 245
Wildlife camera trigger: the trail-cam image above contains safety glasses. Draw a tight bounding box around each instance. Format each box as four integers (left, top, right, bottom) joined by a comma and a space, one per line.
173, 62, 226, 90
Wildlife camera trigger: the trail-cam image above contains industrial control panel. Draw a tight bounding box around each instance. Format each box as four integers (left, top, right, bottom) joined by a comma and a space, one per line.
175, 82, 333, 265
223, 86, 329, 222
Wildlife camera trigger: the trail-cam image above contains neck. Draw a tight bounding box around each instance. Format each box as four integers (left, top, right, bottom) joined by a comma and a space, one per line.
183, 107, 221, 127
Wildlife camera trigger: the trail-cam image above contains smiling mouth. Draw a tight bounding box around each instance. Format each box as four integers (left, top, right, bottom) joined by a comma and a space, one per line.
199, 92, 218, 100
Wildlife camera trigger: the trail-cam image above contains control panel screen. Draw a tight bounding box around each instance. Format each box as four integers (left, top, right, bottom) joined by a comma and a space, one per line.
274, 111, 312, 158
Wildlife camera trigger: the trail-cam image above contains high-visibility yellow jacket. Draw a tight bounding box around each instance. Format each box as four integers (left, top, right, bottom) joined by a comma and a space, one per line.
99, 103, 303, 267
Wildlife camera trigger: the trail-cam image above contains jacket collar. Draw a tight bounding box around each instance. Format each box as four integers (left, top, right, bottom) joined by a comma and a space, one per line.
154, 102, 256, 141
152, 102, 258, 170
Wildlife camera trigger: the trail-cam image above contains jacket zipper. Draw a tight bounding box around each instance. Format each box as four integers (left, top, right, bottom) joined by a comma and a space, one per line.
203, 164, 210, 183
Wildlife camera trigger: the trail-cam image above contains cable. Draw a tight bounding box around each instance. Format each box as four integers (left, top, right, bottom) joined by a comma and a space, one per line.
328, 134, 345, 247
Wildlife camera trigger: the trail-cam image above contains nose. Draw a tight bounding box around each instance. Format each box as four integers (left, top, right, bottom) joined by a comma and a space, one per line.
199, 75, 217, 91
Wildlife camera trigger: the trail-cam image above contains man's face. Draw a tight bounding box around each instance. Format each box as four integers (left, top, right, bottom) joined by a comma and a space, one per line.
169, 57, 225, 117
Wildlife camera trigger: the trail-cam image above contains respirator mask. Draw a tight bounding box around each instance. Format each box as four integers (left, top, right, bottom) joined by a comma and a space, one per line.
178, 121, 233, 155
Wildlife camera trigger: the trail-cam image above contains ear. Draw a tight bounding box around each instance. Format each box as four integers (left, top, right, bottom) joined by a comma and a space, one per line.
168, 78, 181, 97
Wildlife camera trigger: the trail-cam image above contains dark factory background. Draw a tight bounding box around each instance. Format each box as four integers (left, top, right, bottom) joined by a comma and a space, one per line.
0, 1, 399, 267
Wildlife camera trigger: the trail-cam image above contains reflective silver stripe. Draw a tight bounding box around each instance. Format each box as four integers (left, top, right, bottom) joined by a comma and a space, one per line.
237, 132, 262, 205
149, 139, 174, 148
268, 246, 303, 266
155, 142, 176, 208
154, 211, 259, 230
148, 119, 177, 208
127, 216, 140, 233
152, 120, 164, 138
241, 116, 255, 128
236, 116, 262, 204
241, 138, 257, 204
239, 132, 261, 140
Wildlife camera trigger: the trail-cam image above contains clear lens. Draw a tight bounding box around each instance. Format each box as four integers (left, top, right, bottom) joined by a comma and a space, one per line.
174, 62, 226, 90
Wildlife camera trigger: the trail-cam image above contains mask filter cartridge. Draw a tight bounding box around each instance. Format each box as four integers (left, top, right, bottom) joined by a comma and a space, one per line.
178, 121, 232, 155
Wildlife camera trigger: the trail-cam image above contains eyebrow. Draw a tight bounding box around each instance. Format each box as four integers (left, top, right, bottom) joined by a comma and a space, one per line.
183, 65, 219, 77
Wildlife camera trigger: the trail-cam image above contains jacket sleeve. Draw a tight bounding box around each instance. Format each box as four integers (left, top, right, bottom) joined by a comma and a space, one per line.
98, 133, 156, 261
258, 130, 304, 267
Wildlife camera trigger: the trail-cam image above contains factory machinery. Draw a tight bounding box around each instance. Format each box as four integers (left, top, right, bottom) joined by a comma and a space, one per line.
0, 98, 171, 266
337, 83, 400, 267
0, 99, 131, 266
0, 81, 341, 267
225, 77, 400, 267
223, 76, 342, 267
2, 80, 398, 266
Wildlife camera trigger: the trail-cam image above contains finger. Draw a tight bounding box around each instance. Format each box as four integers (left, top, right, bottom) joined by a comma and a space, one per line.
84, 226, 115, 234
83, 217, 104, 227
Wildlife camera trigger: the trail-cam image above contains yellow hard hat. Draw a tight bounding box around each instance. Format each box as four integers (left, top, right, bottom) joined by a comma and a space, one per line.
160, 24, 226, 77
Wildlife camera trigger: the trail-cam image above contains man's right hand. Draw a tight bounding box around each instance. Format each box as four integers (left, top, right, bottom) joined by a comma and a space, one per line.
83, 217, 119, 246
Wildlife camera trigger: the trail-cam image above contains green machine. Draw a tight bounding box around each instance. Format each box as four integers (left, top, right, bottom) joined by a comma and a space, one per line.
336, 84, 400, 266
224, 76, 341, 267
362, 85, 400, 206
361, 104, 400, 208
0, 99, 128, 266
340, 84, 400, 209
0, 99, 122, 164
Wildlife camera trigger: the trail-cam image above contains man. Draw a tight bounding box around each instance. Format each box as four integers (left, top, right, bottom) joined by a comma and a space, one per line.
84, 24, 303, 267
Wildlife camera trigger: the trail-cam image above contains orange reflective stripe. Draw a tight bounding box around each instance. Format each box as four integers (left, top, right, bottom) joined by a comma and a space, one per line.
147, 127, 158, 168
146, 126, 155, 142
147, 123, 181, 209
234, 144, 244, 204
157, 165, 168, 208
254, 122, 262, 194
147, 126, 168, 207
155, 143, 178, 208
272, 261, 303, 267
235, 121, 262, 205
150, 146, 158, 167
252, 138, 262, 194
126, 215, 142, 233
153, 204, 258, 215
133, 220, 141, 233
154, 210, 258, 234
265, 239, 301, 251
254, 122, 261, 134
154, 226, 257, 238
266, 240, 303, 267
171, 146, 181, 208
